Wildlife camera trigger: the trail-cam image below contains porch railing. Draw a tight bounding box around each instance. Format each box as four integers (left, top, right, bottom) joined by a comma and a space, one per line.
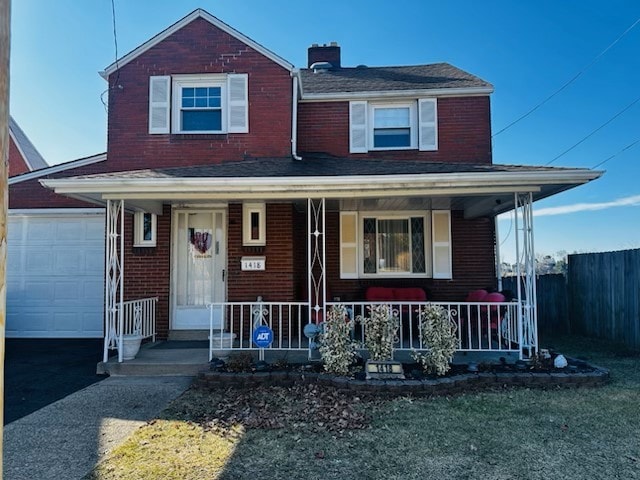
119, 296, 158, 341
326, 301, 521, 356
207, 299, 524, 359
208, 301, 309, 360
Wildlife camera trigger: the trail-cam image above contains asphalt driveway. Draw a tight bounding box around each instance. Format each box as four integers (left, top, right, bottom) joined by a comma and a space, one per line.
4, 339, 106, 424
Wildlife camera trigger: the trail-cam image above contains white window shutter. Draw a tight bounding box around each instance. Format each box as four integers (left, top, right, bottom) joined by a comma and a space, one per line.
418, 98, 437, 151
432, 210, 452, 279
228, 74, 249, 133
340, 212, 358, 278
148, 76, 171, 134
349, 101, 368, 153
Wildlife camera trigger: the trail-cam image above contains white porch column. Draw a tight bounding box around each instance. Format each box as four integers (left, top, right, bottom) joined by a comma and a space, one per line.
514, 192, 538, 359
104, 199, 125, 363
307, 198, 326, 326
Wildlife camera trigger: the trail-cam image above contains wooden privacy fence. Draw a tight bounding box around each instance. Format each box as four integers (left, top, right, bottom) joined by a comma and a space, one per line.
568, 249, 640, 350
502, 274, 569, 335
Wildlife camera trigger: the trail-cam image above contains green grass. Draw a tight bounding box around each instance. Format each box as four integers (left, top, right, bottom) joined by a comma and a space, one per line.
88, 335, 640, 480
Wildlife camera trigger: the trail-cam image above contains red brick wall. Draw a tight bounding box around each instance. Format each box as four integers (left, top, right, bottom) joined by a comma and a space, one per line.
123, 205, 172, 339
297, 96, 492, 163
321, 211, 496, 302
8, 136, 31, 177
106, 17, 293, 172
227, 203, 296, 302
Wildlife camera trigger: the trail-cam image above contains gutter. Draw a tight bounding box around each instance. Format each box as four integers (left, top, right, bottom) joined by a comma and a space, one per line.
291, 71, 302, 161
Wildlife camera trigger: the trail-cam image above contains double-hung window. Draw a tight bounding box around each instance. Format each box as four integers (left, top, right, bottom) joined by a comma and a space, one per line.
148, 74, 248, 134
370, 103, 416, 150
133, 212, 157, 247
349, 98, 437, 153
173, 77, 226, 133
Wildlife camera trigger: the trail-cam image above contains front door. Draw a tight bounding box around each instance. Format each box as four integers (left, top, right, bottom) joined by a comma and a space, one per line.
172, 210, 226, 330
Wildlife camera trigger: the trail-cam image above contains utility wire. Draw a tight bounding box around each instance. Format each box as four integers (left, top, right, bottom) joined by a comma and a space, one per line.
493, 16, 640, 138
545, 95, 640, 165
101, 0, 120, 112
591, 138, 640, 169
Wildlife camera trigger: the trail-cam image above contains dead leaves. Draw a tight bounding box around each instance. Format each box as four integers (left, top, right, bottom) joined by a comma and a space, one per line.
185, 383, 377, 434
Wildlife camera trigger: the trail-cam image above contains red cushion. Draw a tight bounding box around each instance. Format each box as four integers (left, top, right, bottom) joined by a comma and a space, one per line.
484, 292, 506, 303
466, 289, 488, 302
365, 286, 395, 301
393, 288, 426, 302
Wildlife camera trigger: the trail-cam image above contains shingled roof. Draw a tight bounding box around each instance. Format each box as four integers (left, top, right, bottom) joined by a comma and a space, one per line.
9, 116, 48, 171
68, 155, 585, 180
298, 63, 493, 97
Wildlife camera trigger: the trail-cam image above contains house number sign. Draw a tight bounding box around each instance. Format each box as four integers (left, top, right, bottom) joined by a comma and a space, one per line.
365, 360, 405, 380
241, 256, 266, 271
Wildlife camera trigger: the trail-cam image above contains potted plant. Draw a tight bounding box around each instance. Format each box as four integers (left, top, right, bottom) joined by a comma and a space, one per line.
122, 306, 143, 360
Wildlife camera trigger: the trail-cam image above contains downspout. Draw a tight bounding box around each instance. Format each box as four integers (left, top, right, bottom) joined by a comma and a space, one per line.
495, 215, 502, 291
291, 71, 303, 161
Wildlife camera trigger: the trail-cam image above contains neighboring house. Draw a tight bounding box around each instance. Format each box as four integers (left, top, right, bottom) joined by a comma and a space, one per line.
39, 9, 601, 361
8, 116, 107, 337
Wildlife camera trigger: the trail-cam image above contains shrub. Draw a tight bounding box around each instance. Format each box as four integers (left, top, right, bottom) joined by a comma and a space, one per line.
412, 304, 457, 376
359, 304, 399, 361
318, 305, 357, 376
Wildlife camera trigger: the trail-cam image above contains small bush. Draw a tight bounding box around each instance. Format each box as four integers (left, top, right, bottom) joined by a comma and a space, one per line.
226, 353, 253, 372
412, 304, 457, 376
359, 304, 399, 361
318, 305, 357, 376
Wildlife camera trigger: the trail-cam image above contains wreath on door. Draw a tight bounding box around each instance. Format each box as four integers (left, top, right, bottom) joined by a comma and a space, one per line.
190, 230, 212, 254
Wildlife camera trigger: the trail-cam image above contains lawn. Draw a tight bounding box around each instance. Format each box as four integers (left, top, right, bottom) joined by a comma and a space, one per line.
87, 335, 640, 480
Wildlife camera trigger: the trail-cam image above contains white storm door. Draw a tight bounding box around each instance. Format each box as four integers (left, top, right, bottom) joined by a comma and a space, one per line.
172, 210, 226, 329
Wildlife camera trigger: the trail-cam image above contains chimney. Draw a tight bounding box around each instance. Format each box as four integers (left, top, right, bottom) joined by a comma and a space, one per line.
307, 42, 341, 68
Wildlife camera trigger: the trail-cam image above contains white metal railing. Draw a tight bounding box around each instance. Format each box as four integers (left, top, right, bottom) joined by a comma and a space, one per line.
326, 301, 522, 356
208, 301, 310, 359
205, 299, 525, 359
118, 297, 158, 341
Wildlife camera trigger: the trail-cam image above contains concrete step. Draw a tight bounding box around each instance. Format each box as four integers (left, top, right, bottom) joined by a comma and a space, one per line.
98, 343, 210, 376
168, 329, 209, 341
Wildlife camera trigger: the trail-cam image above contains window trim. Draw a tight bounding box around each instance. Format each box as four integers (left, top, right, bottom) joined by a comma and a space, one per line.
133, 212, 157, 247
368, 102, 418, 151
341, 211, 433, 279
172, 75, 228, 134
243, 202, 266, 246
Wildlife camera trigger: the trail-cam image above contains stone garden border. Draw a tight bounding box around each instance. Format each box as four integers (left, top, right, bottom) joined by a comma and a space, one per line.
199, 361, 610, 396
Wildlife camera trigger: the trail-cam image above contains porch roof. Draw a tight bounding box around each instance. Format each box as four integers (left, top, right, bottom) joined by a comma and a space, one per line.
40, 155, 602, 218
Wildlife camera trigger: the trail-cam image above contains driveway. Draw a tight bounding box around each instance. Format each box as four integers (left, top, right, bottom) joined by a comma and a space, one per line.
4, 339, 106, 424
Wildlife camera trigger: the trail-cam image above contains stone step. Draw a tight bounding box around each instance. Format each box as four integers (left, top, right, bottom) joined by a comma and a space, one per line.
97, 343, 210, 376
168, 329, 209, 341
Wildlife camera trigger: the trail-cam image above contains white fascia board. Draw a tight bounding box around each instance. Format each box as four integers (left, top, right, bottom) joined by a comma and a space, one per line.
299, 86, 494, 102
9, 208, 105, 216
40, 169, 601, 200
101, 9, 293, 79
9, 153, 107, 185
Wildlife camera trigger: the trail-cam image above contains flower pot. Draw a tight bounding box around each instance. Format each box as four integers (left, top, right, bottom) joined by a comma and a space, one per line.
122, 334, 143, 360
209, 332, 237, 360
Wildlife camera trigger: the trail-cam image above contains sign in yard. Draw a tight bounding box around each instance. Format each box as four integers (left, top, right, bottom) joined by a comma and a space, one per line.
252, 325, 274, 348
365, 360, 405, 380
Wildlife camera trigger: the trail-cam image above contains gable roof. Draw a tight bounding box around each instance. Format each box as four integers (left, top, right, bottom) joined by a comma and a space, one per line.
298, 63, 493, 100
9, 116, 48, 171
100, 9, 293, 78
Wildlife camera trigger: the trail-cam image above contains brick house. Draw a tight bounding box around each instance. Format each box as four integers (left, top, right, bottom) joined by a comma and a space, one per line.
38, 9, 601, 362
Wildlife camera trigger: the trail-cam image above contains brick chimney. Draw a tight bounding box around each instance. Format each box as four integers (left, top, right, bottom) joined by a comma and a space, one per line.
307, 42, 341, 68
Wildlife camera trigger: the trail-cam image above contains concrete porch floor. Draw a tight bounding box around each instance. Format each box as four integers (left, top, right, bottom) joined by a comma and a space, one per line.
98, 340, 521, 376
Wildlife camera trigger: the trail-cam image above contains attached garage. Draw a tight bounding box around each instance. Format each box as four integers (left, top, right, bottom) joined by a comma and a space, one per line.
7, 209, 105, 338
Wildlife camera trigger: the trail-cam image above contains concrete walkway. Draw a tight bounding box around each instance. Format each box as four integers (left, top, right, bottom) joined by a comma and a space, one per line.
3, 376, 193, 480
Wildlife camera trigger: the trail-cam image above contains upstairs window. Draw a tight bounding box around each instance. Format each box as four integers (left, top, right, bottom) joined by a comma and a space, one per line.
180, 85, 223, 132
371, 104, 416, 150
148, 74, 248, 135
350, 98, 437, 153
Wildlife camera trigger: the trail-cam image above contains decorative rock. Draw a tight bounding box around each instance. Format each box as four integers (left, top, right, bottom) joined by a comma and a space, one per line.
554, 354, 568, 369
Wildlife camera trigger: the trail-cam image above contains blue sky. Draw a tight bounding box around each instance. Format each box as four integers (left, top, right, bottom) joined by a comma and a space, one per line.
9, 0, 640, 260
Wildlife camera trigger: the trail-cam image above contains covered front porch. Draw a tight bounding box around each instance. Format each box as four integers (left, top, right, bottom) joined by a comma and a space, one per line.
41, 157, 601, 370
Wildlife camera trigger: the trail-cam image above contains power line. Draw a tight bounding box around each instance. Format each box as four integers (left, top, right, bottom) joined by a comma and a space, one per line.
101, 0, 120, 112
493, 16, 640, 138
591, 138, 640, 169
545, 95, 640, 165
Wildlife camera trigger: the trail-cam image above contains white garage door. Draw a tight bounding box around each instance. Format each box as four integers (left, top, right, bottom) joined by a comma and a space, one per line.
7, 210, 105, 338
